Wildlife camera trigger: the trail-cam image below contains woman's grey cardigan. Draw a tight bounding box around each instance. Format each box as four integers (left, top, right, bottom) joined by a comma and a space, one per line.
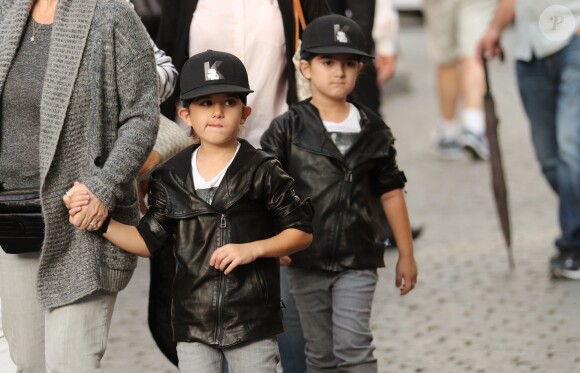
0, 0, 159, 308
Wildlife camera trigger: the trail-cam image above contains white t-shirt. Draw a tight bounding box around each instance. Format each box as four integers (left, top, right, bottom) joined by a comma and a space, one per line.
322, 104, 361, 156
191, 142, 241, 204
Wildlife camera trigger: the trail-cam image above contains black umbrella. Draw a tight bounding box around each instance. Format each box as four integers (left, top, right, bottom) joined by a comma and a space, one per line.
483, 53, 515, 269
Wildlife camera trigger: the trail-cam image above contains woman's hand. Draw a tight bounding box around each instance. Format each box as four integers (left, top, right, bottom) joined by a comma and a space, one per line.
63, 181, 89, 212
66, 181, 109, 231
66, 190, 91, 222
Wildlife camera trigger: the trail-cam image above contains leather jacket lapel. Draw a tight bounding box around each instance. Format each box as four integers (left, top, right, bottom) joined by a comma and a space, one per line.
211, 140, 260, 211
293, 102, 345, 162
161, 142, 265, 215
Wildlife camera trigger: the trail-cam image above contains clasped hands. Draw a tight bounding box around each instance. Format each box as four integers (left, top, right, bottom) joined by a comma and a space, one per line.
63, 181, 108, 231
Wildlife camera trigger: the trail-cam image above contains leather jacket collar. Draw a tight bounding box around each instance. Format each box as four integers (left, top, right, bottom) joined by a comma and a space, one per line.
291, 100, 394, 168
156, 139, 275, 215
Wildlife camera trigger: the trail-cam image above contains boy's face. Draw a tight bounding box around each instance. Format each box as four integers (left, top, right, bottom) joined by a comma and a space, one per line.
178, 93, 251, 147
300, 54, 362, 102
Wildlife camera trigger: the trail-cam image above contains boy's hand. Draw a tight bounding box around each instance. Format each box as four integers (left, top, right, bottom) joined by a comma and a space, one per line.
396, 255, 418, 296
210, 243, 259, 275
280, 256, 292, 266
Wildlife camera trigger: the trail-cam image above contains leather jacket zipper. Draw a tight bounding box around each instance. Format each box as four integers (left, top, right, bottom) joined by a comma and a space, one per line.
329, 170, 352, 269
215, 214, 227, 345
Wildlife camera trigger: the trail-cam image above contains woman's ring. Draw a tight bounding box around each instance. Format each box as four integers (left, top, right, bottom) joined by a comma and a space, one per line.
89, 223, 96, 229
65, 191, 72, 198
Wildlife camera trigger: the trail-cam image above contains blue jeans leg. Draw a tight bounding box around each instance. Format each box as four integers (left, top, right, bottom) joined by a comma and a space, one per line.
278, 265, 307, 373
516, 35, 580, 251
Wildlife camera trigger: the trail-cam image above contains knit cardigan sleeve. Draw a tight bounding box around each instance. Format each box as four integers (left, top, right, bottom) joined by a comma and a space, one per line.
80, 2, 159, 211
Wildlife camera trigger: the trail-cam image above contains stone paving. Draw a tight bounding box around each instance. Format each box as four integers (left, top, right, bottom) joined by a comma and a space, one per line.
2, 16, 580, 373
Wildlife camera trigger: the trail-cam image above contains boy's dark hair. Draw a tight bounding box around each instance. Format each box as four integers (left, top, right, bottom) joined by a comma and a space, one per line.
180, 93, 247, 109
300, 52, 364, 63
300, 51, 315, 61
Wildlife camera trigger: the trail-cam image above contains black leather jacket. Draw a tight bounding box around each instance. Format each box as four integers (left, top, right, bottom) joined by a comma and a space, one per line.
261, 100, 406, 272
137, 140, 312, 347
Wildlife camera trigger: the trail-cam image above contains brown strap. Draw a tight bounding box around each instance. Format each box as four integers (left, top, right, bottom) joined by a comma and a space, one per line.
293, 0, 306, 52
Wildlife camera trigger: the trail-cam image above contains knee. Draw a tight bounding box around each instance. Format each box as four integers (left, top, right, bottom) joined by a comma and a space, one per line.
333, 335, 376, 368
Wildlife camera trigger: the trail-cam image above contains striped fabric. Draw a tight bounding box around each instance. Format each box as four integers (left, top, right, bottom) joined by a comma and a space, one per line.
125, 0, 177, 103
152, 41, 178, 103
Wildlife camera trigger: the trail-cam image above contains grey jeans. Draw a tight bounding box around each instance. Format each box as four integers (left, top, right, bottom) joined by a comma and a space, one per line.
177, 337, 281, 373
0, 248, 117, 373
287, 267, 378, 373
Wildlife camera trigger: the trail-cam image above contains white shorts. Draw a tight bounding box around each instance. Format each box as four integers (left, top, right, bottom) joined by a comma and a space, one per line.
423, 0, 498, 64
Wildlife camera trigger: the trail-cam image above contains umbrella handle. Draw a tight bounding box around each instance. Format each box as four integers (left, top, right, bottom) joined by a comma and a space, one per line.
482, 49, 505, 94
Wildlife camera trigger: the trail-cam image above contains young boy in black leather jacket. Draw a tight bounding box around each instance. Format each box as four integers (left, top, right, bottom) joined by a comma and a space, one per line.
261, 15, 418, 372
69, 50, 313, 372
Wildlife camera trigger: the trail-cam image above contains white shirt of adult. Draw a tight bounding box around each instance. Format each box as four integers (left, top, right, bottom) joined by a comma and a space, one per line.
189, 0, 289, 148
515, 0, 580, 61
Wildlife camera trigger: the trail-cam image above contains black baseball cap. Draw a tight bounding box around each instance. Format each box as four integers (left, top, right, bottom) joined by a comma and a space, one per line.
300, 14, 374, 59
179, 50, 254, 100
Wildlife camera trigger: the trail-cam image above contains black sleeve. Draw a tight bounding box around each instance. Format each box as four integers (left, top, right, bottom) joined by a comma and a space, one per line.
372, 141, 407, 196
136, 177, 175, 255
260, 114, 291, 170
258, 159, 313, 234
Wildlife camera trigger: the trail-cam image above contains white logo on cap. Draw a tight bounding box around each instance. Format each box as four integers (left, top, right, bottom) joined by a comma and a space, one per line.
204, 61, 224, 81
334, 24, 350, 43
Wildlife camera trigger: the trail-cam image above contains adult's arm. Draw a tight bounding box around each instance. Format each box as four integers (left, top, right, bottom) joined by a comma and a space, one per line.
80, 5, 159, 211
373, 0, 399, 84
476, 0, 516, 61
152, 40, 178, 103
156, 0, 197, 118
125, 0, 177, 103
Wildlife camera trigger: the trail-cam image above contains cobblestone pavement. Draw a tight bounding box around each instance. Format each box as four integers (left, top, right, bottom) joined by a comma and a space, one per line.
2, 17, 580, 373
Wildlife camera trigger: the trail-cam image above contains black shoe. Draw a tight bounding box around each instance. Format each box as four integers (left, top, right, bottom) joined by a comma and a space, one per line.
385, 226, 423, 249
550, 250, 580, 280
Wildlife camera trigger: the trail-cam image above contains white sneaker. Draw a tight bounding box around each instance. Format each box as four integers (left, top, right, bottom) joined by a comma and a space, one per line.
460, 130, 489, 161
